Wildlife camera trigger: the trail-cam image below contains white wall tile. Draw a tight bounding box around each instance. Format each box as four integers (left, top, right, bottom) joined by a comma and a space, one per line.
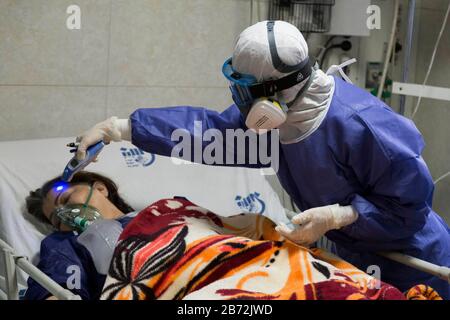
0, 86, 107, 141
108, 0, 252, 87
106, 86, 234, 118
0, 0, 110, 85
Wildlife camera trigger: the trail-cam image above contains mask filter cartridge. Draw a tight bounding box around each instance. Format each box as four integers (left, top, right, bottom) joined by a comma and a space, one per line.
245, 98, 287, 133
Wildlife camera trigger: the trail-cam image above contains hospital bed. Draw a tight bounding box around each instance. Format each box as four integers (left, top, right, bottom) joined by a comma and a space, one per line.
0, 137, 449, 300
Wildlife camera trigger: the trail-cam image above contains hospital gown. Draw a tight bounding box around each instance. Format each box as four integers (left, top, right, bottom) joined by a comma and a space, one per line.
128, 76, 450, 299
24, 215, 134, 300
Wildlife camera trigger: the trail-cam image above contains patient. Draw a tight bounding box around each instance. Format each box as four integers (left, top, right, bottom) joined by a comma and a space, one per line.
25, 171, 136, 300
26, 172, 441, 300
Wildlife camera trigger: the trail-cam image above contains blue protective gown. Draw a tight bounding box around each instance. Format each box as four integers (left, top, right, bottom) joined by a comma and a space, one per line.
129, 76, 450, 299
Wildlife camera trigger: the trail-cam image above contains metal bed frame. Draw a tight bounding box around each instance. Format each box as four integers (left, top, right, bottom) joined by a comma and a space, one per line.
0, 238, 81, 300
1, 235, 449, 300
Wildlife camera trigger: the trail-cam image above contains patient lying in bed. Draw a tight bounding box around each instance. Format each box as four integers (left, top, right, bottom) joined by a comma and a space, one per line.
25, 171, 136, 300
25, 172, 442, 300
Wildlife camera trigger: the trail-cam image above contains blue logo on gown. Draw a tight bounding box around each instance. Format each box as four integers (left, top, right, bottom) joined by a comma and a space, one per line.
235, 192, 266, 214
120, 147, 155, 167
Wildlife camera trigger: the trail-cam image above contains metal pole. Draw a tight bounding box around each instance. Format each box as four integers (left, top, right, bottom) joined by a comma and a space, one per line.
1, 248, 19, 300
0, 288, 7, 300
15, 257, 81, 300
0, 237, 14, 251
0, 237, 80, 300
399, 0, 416, 115
378, 251, 450, 283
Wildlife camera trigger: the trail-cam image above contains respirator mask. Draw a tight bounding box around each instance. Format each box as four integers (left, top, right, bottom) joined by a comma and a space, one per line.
50, 184, 101, 232
222, 21, 316, 133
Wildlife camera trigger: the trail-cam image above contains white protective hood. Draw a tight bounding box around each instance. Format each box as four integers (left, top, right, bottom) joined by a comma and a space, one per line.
232, 20, 335, 144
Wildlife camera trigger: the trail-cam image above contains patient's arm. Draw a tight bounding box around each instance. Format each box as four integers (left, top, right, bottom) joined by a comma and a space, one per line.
24, 233, 101, 300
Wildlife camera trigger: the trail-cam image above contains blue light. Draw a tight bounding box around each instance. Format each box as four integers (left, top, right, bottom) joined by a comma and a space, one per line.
53, 182, 68, 193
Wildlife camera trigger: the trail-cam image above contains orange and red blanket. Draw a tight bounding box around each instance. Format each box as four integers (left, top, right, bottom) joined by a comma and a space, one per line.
101, 198, 441, 300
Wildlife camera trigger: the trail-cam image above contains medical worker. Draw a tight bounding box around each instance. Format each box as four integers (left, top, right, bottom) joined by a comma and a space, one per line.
75, 21, 450, 298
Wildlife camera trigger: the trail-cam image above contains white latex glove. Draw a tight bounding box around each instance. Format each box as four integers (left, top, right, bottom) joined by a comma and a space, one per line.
75, 116, 131, 160
275, 204, 358, 246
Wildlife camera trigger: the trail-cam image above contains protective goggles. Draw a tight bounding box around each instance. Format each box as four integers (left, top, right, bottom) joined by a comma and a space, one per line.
222, 56, 314, 111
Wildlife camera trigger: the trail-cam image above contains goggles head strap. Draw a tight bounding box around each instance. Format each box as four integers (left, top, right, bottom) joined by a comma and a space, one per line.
248, 57, 314, 99
267, 20, 307, 74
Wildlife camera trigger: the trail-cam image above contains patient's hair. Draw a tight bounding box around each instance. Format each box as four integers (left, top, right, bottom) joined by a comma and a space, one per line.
26, 171, 135, 225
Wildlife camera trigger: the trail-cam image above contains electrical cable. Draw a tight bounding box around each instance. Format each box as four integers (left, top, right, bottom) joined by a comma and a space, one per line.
411, 1, 450, 119
323, 35, 337, 48
319, 40, 352, 68
317, 35, 352, 66
319, 44, 341, 67
434, 171, 450, 185
411, 2, 450, 186
316, 35, 337, 62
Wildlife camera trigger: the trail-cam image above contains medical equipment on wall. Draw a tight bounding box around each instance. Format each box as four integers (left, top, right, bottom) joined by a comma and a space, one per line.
62, 141, 105, 182
268, 0, 335, 33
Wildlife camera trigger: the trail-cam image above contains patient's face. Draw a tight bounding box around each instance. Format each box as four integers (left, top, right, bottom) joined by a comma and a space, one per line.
42, 182, 116, 231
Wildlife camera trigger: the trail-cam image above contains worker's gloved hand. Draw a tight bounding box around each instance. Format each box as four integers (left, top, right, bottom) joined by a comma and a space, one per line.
275, 204, 358, 246
75, 117, 131, 160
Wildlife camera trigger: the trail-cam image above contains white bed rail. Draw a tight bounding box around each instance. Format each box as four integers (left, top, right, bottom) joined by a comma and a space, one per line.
0, 238, 81, 300
378, 251, 450, 284
317, 237, 450, 284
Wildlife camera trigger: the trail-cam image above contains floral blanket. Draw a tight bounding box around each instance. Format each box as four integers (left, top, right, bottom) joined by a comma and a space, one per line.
100, 198, 441, 300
